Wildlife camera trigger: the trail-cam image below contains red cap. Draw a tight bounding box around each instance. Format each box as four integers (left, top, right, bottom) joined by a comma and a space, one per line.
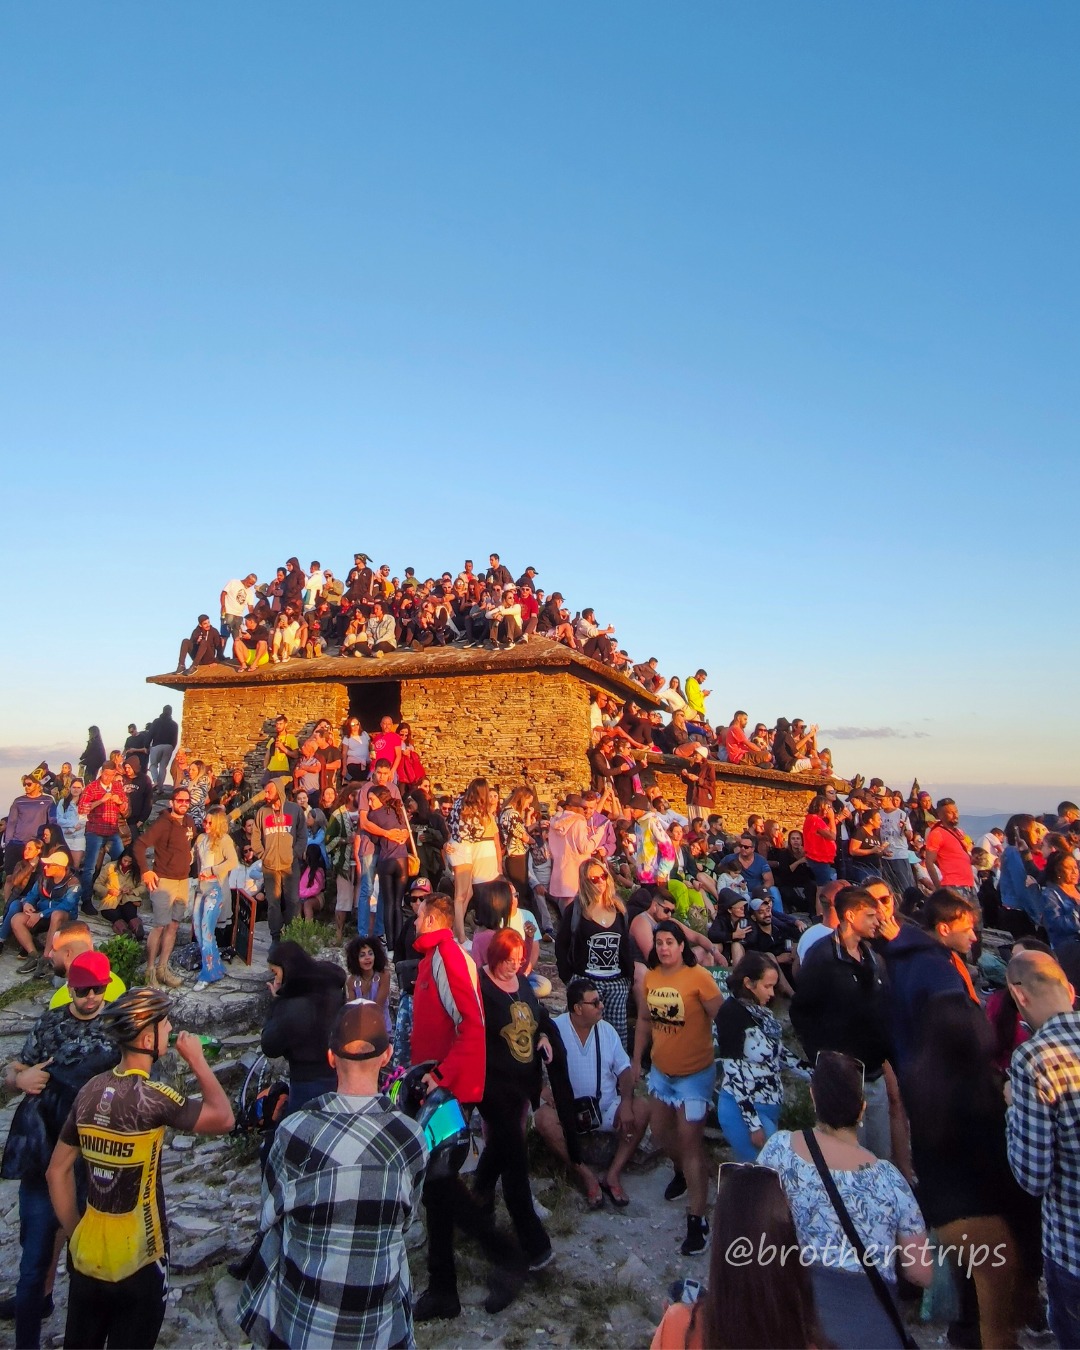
67, 951, 111, 989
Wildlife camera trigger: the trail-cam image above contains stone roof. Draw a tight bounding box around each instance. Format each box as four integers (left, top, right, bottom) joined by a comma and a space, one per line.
147, 638, 665, 708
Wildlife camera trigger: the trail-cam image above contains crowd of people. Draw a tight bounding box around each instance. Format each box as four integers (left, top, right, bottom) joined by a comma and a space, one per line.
2, 555, 1080, 1348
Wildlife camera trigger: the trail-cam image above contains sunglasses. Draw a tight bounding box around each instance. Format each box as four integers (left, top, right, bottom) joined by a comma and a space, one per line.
814, 1049, 866, 1089
72, 984, 108, 997
586, 873, 606, 884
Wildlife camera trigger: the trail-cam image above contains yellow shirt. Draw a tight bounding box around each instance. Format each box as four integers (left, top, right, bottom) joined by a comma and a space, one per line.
644, 963, 720, 1077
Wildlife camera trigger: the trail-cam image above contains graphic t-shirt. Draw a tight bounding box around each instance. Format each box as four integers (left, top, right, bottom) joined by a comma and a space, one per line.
644, 963, 721, 1077
222, 579, 252, 617
60, 1068, 201, 1282
371, 731, 403, 770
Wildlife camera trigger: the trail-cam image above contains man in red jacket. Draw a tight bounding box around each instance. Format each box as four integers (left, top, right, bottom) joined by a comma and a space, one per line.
411, 893, 523, 1322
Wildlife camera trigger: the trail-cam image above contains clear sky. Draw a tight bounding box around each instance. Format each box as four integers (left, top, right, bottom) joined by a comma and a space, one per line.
1, 3, 1077, 816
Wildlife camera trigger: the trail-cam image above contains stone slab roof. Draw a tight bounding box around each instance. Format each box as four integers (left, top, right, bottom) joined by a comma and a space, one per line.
147, 637, 665, 709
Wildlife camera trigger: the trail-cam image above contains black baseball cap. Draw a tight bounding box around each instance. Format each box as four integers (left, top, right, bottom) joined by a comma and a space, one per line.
330, 1000, 389, 1061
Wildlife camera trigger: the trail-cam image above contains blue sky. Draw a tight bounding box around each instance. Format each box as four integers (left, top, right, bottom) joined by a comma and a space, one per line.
1, 3, 1077, 815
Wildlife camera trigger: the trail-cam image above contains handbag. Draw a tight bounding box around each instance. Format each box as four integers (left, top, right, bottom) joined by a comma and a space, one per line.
801, 1129, 918, 1350
571, 1024, 604, 1134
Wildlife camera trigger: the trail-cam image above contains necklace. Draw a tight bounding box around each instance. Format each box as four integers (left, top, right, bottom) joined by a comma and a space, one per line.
815, 1123, 859, 1145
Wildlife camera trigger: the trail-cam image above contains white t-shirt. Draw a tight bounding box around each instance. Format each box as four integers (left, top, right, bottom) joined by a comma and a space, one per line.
342, 733, 370, 768
879, 809, 912, 860
977, 831, 1004, 862
796, 922, 834, 962
222, 578, 254, 618
553, 1013, 630, 1131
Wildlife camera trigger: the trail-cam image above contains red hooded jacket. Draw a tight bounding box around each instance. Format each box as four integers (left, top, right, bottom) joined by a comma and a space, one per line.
410, 927, 486, 1105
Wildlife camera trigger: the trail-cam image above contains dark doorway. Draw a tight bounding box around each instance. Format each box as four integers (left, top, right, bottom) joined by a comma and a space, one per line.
348, 681, 402, 733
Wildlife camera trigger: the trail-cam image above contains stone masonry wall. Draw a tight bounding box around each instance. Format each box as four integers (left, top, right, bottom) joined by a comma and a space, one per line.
650, 764, 819, 834
178, 682, 350, 785
400, 672, 592, 808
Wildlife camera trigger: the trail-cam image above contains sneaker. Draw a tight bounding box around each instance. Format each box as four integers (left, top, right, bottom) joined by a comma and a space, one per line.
81, 902, 98, 916
413, 1288, 461, 1323
528, 1247, 555, 1272
680, 1215, 710, 1256
664, 1169, 687, 1201
483, 1269, 522, 1314
16, 954, 39, 975
157, 965, 183, 989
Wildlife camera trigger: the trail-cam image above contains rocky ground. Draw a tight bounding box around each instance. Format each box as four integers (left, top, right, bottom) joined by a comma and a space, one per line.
0, 915, 1018, 1350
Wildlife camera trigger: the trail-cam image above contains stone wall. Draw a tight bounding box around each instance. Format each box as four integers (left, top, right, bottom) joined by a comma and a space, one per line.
400, 672, 592, 807
649, 760, 822, 833
178, 681, 350, 784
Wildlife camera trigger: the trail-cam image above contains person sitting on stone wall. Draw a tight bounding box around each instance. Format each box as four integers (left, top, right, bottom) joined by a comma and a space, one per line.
362, 601, 397, 657
536, 593, 577, 647
176, 615, 224, 675
233, 614, 271, 670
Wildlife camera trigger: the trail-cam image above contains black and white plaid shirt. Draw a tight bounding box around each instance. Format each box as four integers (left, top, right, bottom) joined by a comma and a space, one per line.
1007, 1009, 1080, 1276
239, 1093, 428, 1348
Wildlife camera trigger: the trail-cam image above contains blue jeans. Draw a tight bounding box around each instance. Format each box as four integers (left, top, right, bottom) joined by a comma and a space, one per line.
717, 1092, 781, 1162
192, 881, 225, 983
807, 859, 836, 886
356, 851, 381, 939
1046, 1256, 1080, 1349
80, 833, 123, 907
0, 897, 23, 941
16, 1180, 59, 1349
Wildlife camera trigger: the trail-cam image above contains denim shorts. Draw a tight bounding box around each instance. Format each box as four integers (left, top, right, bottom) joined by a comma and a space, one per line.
648, 1063, 716, 1122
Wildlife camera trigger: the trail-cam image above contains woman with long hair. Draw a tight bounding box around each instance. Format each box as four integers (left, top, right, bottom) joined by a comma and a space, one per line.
261, 940, 346, 1114
446, 777, 492, 942
846, 809, 887, 885
658, 675, 689, 715
367, 784, 411, 951
1041, 851, 1080, 953
632, 920, 724, 1256
998, 814, 1047, 935
192, 806, 238, 989
555, 858, 634, 1049
499, 784, 540, 919
903, 994, 1041, 1349
396, 722, 426, 791
344, 935, 392, 1035
802, 793, 839, 887
298, 842, 326, 923
716, 952, 806, 1161
79, 727, 106, 784
651, 1164, 821, 1349
759, 1051, 932, 1348
56, 778, 86, 871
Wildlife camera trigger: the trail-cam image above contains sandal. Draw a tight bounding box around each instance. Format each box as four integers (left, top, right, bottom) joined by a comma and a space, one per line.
599, 1178, 630, 1209
584, 1189, 604, 1211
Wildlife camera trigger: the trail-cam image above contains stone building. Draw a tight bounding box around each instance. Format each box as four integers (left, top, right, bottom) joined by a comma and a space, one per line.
148, 643, 832, 827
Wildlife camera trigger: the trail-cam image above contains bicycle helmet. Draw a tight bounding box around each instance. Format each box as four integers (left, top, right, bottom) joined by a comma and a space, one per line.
99, 988, 172, 1062
388, 1061, 470, 1180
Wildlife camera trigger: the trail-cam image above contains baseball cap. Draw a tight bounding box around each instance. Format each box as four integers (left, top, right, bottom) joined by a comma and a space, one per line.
749, 896, 771, 912
68, 951, 111, 989
408, 877, 433, 897
629, 793, 650, 811
329, 1000, 389, 1061
41, 851, 69, 868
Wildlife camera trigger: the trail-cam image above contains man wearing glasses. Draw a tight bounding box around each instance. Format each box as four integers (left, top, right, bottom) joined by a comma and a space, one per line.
3, 951, 121, 1347
133, 790, 197, 989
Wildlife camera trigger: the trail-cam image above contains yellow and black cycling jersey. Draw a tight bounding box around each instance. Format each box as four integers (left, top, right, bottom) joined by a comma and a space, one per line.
59, 1067, 201, 1282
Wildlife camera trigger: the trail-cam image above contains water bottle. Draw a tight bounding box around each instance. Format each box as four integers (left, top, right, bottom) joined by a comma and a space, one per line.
168, 1032, 223, 1061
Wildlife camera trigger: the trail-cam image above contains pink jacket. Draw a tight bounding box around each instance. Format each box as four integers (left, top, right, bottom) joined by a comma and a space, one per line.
547, 810, 607, 900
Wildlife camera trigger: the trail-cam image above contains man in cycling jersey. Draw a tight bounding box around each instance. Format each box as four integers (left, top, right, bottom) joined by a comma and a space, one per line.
46, 989, 234, 1349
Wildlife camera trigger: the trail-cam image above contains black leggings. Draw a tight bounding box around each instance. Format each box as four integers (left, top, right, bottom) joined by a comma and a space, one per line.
65, 1258, 167, 1350
475, 1092, 550, 1262
377, 857, 407, 951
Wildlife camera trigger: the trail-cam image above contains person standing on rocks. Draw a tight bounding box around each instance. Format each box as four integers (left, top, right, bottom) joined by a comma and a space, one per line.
147, 705, 179, 793
411, 891, 524, 1322
1, 952, 121, 1350
253, 779, 307, 942
239, 1000, 428, 1349
46, 988, 234, 1350
132, 787, 195, 989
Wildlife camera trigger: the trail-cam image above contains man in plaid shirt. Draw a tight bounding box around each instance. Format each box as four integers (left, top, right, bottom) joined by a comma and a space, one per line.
1006, 949, 1080, 1348
239, 1001, 428, 1349
77, 765, 129, 916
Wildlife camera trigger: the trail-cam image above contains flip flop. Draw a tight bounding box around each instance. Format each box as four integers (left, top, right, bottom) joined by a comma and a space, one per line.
584, 1187, 605, 1211
599, 1179, 629, 1209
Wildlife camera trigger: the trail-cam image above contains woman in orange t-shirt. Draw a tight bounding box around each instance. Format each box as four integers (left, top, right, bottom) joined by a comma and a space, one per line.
632, 920, 723, 1257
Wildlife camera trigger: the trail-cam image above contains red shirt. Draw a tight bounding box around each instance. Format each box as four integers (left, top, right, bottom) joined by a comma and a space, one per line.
802, 812, 837, 863
724, 724, 752, 766
925, 823, 975, 888
79, 779, 128, 837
